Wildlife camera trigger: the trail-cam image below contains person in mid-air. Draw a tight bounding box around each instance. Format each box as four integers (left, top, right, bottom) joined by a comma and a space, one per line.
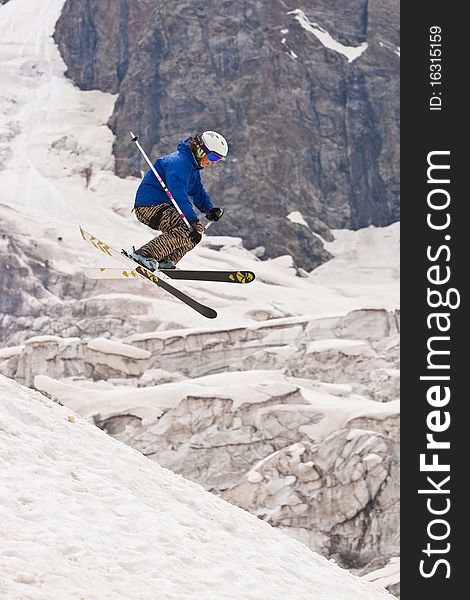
127, 131, 228, 271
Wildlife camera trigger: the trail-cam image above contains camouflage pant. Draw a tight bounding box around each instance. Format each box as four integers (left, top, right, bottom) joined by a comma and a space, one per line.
134, 204, 197, 264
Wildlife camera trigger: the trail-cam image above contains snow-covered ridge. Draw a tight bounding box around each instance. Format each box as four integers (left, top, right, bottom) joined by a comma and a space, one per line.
1, 307, 400, 389
0, 374, 395, 599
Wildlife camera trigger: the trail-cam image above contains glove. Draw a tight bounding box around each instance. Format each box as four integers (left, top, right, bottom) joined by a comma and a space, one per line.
206, 207, 224, 222
190, 220, 205, 244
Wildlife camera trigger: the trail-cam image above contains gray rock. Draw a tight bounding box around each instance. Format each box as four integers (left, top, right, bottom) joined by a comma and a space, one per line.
223, 430, 399, 570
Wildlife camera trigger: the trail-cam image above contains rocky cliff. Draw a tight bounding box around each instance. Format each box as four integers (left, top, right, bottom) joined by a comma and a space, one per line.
54, 0, 399, 269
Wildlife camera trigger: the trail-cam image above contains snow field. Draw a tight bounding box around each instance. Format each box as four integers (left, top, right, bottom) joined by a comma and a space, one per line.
0, 374, 394, 599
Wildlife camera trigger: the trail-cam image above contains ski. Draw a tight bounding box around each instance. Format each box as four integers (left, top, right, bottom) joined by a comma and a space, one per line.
79, 227, 217, 319
160, 269, 255, 284
81, 266, 255, 284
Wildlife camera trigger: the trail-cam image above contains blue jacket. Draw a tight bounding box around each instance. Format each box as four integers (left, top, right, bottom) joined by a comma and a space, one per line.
134, 138, 213, 223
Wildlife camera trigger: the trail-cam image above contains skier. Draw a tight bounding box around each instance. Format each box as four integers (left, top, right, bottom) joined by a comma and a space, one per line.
127, 131, 228, 271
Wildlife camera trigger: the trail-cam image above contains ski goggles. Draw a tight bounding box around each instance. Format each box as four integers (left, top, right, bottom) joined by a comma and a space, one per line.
198, 143, 224, 163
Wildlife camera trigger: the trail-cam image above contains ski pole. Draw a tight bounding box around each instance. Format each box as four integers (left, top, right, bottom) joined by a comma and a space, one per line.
130, 131, 192, 229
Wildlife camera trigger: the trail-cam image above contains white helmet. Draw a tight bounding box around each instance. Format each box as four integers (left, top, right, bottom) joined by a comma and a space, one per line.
197, 130, 229, 158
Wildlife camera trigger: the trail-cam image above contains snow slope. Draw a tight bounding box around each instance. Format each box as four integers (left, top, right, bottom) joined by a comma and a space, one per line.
0, 374, 395, 600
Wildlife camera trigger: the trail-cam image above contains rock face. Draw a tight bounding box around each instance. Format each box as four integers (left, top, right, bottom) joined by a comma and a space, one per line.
53, 0, 399, 269
224, 432, 399, 569
125, 308, 400, 403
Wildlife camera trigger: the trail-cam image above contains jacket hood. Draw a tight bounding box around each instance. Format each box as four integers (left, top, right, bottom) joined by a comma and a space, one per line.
178, 138, 201, 170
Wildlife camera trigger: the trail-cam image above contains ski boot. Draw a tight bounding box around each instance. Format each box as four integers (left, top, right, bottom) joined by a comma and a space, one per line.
158, 259, 177, 270
123, 247, 157, 272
